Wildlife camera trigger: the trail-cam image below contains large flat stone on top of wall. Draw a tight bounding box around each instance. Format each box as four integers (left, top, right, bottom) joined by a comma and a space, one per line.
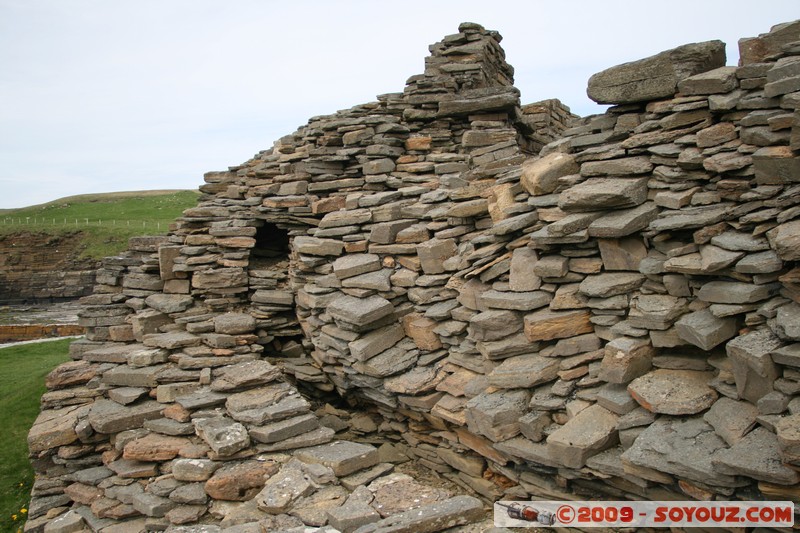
353, 495, 485, 533
587, 40, 726, 104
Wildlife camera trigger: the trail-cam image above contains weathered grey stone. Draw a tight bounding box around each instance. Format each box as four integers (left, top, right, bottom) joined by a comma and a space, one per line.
520, 153, 579, 196
596, 383, 638, 415
678, 66, 738, 95
327, 502, 381, 533
466, 389, 529, 442
588, 202, 659, 238
255, 462, 315, 514
328, 295, 394, 328
27, 403, 91, 454
251, 289, 294, 306
628, 370, 717, 415
88, 399, 163, 434
132, 492, 176, 517
333, 254, 381, 279
726, 328, 781, 403
579, 272, 645, 298
348, 324, 405, 361
580, 156, 653, 177
352, 495, 484, 533
621, 417, 739, 486
768, 220, 800, 261
599, 337, 653, 384
587, 40, 726, 104
698, 281, 775, 304
416, 238, 457, 274
249, 414, 319, 444
172, 458, 218, 482
341, 269, 393, 291
145, 294, 194, 314
295, 441, 379, 477
675, 309, 738, 350
479, 289, 549, 311
487, 354, 560, 389
468, 310, 521, 341
293, 236, 344, 256
211, 360, 281, 392
629, 295, 688, 330
559, 177, 648, 212
775, 303, 800, 341
546, 405, 619, 468
703, 397, 758, 446
509, 248, 541, 292
43, 510, 85, 533
735, 250, 783, 274
713, 428, 800, 485
193, 417, 250, 456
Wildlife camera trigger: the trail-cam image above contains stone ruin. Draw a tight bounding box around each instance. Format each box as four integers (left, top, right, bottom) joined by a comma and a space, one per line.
26, 20, 800, 533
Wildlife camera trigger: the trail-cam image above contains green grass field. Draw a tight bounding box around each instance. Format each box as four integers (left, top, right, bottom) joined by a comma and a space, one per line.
0, 339, 71, 533
0, 190, 199, 259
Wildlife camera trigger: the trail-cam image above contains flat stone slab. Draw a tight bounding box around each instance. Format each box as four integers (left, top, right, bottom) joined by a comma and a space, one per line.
352, 495, 485, 533
675, 308, 737, 350
88, 399, 163, 434
587, 40, 726, 104
210, 360, 281, 392
487, 354, 560, 389
726, 328, 781, 403
697, 281, 775, 304
369, 474, 451, 518
546, 404, 619, 468
204, 460, 278, 501
559, 177, 649, 212
333, 254, 381, 279
193, 417, 250, 457
628, 370, 717, 415
579, 272, 645, 298
703, 397, 758, 446
713, 427, 800, 485
295, 441, 379, 477
28, 404, 91, 454
621, 417, 740, 487
328, 295, 394, 328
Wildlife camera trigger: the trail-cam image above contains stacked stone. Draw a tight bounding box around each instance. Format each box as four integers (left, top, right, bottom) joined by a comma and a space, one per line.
511, 20, 800, 502
27, 19, 800, 533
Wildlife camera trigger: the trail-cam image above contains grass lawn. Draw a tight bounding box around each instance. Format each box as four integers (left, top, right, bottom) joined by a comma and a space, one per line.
0, 339, 71, 533
0, 190, 199, 259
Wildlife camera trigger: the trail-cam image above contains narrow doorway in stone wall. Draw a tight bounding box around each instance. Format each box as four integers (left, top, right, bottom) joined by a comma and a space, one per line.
248, 221, 326, 396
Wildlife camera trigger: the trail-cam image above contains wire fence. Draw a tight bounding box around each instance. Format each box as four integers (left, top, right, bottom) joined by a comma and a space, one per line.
1, 217, 164, 230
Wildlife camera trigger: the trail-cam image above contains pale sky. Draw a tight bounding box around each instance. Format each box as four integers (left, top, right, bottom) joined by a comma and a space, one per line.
1, 0, 798, 208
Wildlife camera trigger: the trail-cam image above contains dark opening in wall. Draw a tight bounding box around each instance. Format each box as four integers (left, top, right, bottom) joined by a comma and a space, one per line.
253, 222, 290, 259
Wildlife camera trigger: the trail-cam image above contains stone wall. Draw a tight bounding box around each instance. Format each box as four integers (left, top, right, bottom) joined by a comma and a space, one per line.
26, 20, 800, 532
0, 232, 97, 304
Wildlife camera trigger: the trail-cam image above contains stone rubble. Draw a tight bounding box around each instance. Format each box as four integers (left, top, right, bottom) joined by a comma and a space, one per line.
26, 18, 800, 533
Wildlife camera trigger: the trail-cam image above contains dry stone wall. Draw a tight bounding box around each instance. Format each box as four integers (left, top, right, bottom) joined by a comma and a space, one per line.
27, 20, 800, 532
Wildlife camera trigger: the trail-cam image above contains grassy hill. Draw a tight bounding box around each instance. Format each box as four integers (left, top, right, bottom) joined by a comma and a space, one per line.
0, 190, 200, 259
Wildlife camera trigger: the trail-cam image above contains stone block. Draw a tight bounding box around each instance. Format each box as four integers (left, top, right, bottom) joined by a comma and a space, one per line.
587, 40, 726, 104
328, 294, 394, 328
348, 323, 405, 361
559, 177, 649, 212
547, 405, 619, 468
628, 370, 717, 415
677, 66, 738, 95
520, 153, 579, 196
675, 309, 737, 350
509, 247, 541, 291
401, 314, 442, 351
524, 308, 593, 342
295, 441, 379, 477
726, 328, 781, 403
416, 238, 457, 274
193, 417, 250, 457
599, 337, 653, 384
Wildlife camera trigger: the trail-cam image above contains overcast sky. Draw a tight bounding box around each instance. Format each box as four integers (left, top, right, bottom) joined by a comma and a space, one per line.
1, 1, 798, 208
